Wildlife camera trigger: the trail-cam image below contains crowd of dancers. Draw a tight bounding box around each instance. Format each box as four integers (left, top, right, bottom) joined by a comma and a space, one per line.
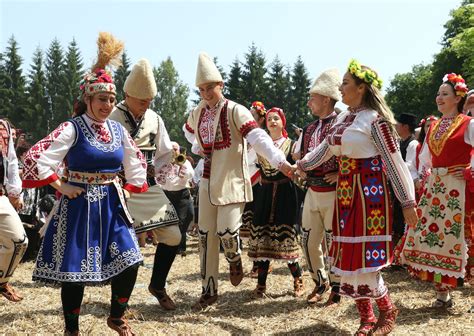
0, 32, 473, 336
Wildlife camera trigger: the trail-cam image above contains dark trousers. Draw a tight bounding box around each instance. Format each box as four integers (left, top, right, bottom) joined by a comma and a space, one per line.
164, 188, 194, 252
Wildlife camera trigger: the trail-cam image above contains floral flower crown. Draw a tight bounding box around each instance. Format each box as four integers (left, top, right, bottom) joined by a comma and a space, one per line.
250, 101, 267, 117
78, 68, 116, 102
348, 59, 383, 90
443, 73, 468, 97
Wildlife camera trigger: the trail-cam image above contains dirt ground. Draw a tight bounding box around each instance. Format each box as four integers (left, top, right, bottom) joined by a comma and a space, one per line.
1, 237, 473, 335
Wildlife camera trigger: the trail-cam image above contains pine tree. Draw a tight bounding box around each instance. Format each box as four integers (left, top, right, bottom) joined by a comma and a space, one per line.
266, 56, 290, 110
226, 57, 243, 103
241, 43, 268, 108
114, 51, 131, 103
61, 38, 84, 122
45, 38, 65, 130
3, 35, 28, 128
0, 52, 9, 119
288, 56, 311, 130
153, 57, 189, 149
25, 46, 50, 141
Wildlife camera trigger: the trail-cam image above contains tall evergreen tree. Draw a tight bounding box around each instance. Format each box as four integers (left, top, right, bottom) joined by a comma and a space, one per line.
266, 56, 290, 110
25, 46, 49, 141
153, 57, 189, 148
288, 56, 311, 129
61, 38, 84, 121
3, 35, 28, 128
0, 52, 9, 118
114, 51, 131, 102
241, 43, 268, 107
45, 38, 65, 130
226, 57, 243, 102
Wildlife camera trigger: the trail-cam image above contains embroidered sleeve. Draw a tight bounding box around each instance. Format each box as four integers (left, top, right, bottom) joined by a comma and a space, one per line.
183, 123, 196, 145
22, 122, 75, 188
371, 119, 416, 208
297, 139, 332, 171
0, 120, 22, 197
246, 128, 286, 168
121, 126, 148, 193
405, 139, 419, 181
153, 115, 173, 171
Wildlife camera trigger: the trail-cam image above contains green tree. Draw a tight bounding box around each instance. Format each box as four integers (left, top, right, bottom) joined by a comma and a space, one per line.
152, 57, 189, 149
448, 3, 474, 85
25, 46, 49, 141
45, 38, 65, 130
61, 38, 84, 121
385, 64, 436, 120
3, 35, 28, 128
226, 57, 243, 103
266, 56, 291, 111
241, 43, 268, 107
0, 52, 10, 118
288, 56, 311, 129
114, 51, 131, 102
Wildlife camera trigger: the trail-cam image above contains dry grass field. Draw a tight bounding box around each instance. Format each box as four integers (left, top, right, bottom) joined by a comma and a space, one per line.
1, 237, 473, 335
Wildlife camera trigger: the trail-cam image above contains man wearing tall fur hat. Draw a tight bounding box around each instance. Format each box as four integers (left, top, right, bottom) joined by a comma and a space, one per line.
0, 118, 28, 303
183, 52, 293, 309
293, 69, 342, 306
110, 58, 181, 310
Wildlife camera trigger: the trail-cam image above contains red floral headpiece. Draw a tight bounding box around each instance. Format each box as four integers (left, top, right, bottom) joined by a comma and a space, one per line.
250, 101, 267, 117
78, 68, 116, 101
443, 73, 469, 97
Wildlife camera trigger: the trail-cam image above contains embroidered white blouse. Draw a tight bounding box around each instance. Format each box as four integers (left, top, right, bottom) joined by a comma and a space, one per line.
22, 114, 147, 192
418, 117, 474, 178
298, 108, 416, 208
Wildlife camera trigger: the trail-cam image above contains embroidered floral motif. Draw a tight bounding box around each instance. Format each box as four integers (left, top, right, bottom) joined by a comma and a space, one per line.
339, 157, 357, 175
429, 115, 464, 156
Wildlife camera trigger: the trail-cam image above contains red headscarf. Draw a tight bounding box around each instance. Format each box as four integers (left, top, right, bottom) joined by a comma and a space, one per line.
266, 107, 288, 138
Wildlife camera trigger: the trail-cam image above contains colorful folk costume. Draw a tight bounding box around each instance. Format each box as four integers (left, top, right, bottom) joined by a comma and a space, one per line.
401, 113, 474, 301
110, 58, 181, 310
295, 68, 342, 305
0, 119, 28, 302
22, 32, 147, 336
184, 53, 286, 309
241, 101, 267, 239
248, 107, 303, 297
298, 105, 416, 334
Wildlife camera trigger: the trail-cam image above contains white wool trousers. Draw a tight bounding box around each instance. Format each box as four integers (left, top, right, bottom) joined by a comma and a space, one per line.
197, 179, 244, 296
0, 195, 28, 284
301, 189, 340, 287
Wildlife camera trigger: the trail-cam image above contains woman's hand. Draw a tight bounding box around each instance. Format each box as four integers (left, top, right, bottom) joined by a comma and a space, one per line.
403, 207, 418, 228
51, 180, 85, 199
449, 166, 465, 180
123, 189, 131, 199
324, 171, 338, 184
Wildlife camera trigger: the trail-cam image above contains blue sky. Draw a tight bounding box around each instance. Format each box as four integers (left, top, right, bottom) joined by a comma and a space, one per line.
0, 0, 462, 99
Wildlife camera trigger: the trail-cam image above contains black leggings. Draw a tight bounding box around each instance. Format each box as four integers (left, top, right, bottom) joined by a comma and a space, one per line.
61, 264, 139, 332
255, 260, 302, 286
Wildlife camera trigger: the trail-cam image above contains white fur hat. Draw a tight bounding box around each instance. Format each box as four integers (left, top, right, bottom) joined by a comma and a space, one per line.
195, 52, 223, 87
124, 58, 157, 99
309, 68, 341, 101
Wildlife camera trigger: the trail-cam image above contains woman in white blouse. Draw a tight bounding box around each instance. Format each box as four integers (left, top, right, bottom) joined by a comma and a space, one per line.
296, 60, 417, 336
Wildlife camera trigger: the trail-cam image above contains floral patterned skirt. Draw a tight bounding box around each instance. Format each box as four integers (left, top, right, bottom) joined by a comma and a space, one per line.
401, 172, 474, 287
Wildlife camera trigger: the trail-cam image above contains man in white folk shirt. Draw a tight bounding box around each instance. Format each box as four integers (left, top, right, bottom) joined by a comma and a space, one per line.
183, 52, 293, 309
